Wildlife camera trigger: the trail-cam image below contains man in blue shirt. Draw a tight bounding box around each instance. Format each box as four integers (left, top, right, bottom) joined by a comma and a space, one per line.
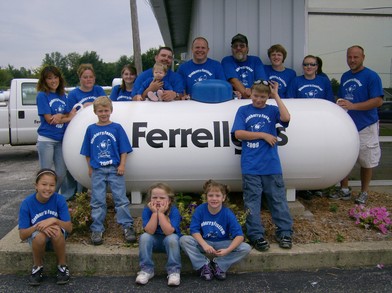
132, 47, 185, 101
329, 45, 383, 205
221, 34, 267, 99
178, 37, 226, 97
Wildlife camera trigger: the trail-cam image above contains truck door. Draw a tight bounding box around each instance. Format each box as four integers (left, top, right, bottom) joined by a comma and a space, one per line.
9, 80, 39, 145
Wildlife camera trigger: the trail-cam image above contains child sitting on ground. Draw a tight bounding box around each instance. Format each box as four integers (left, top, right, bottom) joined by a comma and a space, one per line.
180, 179, 251, 281
18, 168, 72, 286
136, 182, 182, 286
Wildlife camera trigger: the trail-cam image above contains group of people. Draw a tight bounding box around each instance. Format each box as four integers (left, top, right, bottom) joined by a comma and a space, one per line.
18, 31, 383, 287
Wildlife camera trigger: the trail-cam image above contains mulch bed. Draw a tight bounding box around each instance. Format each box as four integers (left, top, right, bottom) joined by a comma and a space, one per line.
67, 190, 392, 246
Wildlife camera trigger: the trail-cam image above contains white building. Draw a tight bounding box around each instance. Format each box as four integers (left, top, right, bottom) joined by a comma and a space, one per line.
150, 0, 392, 88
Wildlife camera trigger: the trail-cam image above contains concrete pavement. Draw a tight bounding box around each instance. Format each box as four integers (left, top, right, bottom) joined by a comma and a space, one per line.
1, 225, 391, 276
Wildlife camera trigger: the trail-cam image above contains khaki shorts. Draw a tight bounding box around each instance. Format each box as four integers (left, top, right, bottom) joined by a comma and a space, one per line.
358, 122, 381, 168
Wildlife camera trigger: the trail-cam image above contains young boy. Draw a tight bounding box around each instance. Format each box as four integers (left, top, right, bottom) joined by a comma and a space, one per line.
80, 96, 136, 245
231, 80, 293, 251
18, 169, 72, 286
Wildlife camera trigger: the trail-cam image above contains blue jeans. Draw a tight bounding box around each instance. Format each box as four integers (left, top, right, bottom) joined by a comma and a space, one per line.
242, 174, 293, 242
90, 166, 134, 232
36, 140, 67, 193
180, 236, 251, 272
138, 233, 181, 274
61, 171, 84, 201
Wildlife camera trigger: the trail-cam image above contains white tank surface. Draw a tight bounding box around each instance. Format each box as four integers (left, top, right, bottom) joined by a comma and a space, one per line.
63, 99, 359, 193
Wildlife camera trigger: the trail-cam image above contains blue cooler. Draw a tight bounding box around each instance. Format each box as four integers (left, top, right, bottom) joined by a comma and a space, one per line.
191, 79, 233, 103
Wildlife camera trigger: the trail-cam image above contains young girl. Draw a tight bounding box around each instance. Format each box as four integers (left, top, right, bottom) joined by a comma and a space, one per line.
180, 180, 251, 281
36, 66, 76, 199
18, 169, 73, 286
110, 64, 137, 101
136, 183, 182, 286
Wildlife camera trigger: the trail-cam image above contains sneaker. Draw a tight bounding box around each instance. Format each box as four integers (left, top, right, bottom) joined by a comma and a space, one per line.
355, 192, 368, 205
29, 266, 43, 286
56, 265, 70, 285
253, 238, 270, 252
167, 273, 180, 286
91, 231, 103, 245
198, 263, 213, 281
328, 189, 351, 201
211, 261, 226, 280
124, 227, 136, 243
135, 271, 154, 285
276, 235, 293, 249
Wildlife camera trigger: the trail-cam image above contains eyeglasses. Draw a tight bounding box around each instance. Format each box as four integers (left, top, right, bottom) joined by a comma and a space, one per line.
253, 80, 269, 86
231, 43, 246, 49
303, 63, 318, 67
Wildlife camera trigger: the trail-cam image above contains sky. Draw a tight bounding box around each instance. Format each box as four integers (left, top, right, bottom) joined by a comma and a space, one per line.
0, 0, 163, 69
1, 0, 391, 88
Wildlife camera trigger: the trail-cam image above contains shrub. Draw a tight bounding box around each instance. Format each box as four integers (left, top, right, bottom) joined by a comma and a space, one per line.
68, 192, 92, 233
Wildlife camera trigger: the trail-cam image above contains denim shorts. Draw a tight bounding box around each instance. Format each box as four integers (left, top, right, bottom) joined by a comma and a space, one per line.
27, 229, 67, 251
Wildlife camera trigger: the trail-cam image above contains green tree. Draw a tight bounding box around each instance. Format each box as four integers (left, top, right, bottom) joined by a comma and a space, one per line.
331, 78, 340, 98
78, 51, 106, 85
0, 68, 13, 89
142, 48, 158, 70
115, 55, 134, 76
42, 52, 67, 69
64, 52, 82, 86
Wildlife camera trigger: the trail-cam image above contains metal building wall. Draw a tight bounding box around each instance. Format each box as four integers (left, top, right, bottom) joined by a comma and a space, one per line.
185, 0, 307, 73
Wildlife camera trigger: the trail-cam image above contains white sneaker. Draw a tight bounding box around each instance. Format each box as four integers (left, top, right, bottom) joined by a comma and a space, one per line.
167, 272, 180, 286
135, 271, 154, 285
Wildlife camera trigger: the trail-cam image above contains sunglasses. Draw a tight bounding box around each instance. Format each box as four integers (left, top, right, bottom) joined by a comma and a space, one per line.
253, 79, 269, 86
303, 63, 318, 67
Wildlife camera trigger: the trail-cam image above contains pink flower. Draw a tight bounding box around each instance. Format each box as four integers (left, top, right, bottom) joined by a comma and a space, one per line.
349, 205, 391, 234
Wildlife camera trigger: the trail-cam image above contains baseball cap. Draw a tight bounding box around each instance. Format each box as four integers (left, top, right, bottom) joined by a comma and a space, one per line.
231, 34, 248, 45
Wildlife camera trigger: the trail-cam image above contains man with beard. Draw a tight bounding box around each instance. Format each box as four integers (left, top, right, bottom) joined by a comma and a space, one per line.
221, 34, 267, 99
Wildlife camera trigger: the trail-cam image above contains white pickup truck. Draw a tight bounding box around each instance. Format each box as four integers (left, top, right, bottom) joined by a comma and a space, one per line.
0, 78, 39, 145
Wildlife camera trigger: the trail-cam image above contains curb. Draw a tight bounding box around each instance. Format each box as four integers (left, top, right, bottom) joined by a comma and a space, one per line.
1, 226, 392, 275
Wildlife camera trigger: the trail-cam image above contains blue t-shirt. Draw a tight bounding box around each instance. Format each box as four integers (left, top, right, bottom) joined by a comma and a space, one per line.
80, 122, 132, 169
131, 68, 185, 96
221, 55, 267, 88
142, 205, 182, 236
231, 103, 288, 175
190, 203, 243, 242
338, 67, 384, 131
18, 192, 71, 229
138, 76, 173, 95
287, 75, 334, 102
67, 85, 106, 110
264, 65, 297, 98
177, 58, 226, 95
36, 91, 68, 141
109, 85, 133, 101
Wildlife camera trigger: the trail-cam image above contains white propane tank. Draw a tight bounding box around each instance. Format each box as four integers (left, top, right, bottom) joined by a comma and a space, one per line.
63, 99, 359, 195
